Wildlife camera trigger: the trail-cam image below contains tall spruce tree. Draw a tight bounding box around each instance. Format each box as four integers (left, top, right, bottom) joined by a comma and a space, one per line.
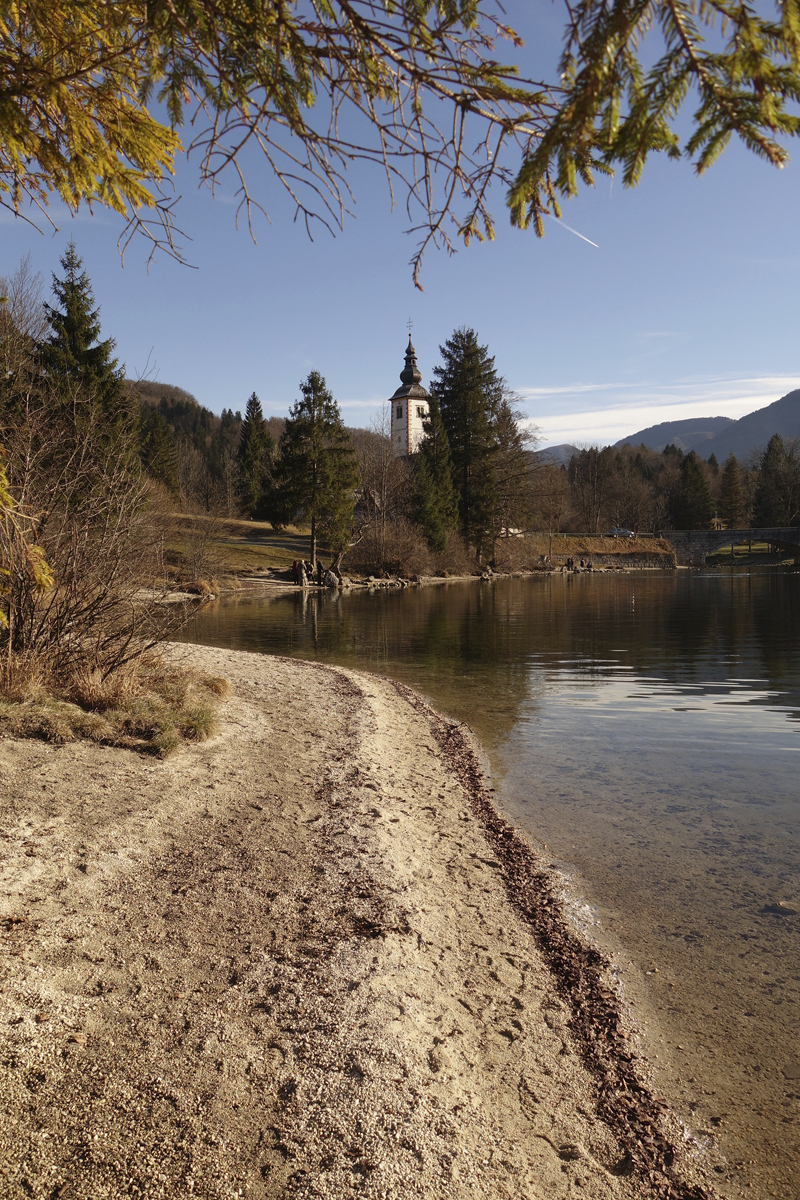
139, 406, 179, 495
672, 451, 714, 529
752, 434, 800, 526
413, 393, 458, 553
432, 327, 504, 556
39, 242, 129, 422
238, 392, 273, 516
274, 371, 360, 567
719, 455, 748, 528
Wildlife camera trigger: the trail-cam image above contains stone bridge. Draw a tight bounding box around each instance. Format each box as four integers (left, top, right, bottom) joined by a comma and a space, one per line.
662, 528, 800, 567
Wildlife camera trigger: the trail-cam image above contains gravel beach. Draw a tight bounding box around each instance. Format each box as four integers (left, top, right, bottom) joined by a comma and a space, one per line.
0, 646, 718, 1199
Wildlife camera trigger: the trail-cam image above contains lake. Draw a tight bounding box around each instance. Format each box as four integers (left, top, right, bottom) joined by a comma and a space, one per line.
183, 570, 800, 1199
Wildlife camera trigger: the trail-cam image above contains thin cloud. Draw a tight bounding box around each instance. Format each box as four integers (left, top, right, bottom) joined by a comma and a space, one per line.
518, 374, 800, 446
332, 374, 800, 441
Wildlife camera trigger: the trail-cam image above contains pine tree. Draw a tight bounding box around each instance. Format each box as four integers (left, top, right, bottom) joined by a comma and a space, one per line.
237, 392, 273, 516
274, 371, 360, 567
672, 451, 714, 529
139, 406, 179, 495
719, 455, 748, 528
413, 393, 458, 553
432, 328, 504, 556
752, 434, 800, 526
39, 242, 129, 422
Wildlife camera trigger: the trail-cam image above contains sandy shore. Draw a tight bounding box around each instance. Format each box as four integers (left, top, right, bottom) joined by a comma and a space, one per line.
0, 647, 717, 1199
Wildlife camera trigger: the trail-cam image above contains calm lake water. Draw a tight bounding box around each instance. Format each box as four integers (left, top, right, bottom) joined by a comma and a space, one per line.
183, 571, 800, 1199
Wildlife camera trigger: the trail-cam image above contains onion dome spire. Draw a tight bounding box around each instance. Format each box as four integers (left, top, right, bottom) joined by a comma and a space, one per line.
399, 337, 422, 387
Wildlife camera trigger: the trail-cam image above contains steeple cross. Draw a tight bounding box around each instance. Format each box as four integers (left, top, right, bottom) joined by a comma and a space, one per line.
406, 318, 413, 337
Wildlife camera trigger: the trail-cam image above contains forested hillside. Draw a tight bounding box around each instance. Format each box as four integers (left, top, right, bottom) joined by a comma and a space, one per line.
132, 379, 284, 513
563, 436, 800, 533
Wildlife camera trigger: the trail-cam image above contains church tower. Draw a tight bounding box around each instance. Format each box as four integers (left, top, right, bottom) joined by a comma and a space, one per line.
389, 337, 430, 457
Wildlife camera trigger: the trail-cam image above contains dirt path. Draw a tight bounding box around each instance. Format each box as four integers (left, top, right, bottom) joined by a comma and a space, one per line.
0, 647, 716, 1199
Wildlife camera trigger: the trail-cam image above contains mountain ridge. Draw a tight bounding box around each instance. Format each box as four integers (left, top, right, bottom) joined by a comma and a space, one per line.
613, 415, 734, 454
613, 387, 800, 461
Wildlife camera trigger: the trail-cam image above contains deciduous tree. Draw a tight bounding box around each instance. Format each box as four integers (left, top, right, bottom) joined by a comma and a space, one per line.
532, 463, 571, 554
352, 410, 412, 568
568, 446, 615, 533
1, 257, 182, 685
0, 446, 53, 638
487, 398, 536, 553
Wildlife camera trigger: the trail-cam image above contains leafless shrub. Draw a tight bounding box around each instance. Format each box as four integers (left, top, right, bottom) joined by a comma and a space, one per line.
350, 414, 414, 571
0, 264, 202, 712
346, 519, 476, 577
384, 517, 433, 575
438, 532, 478, 576
1, 391, 182, 679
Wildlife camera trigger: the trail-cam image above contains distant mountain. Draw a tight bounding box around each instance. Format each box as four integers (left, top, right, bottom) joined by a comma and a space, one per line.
702, 389, 800, 462
614, 388, 800, 462
615, 415, 734, 453
537, 443, 580, 466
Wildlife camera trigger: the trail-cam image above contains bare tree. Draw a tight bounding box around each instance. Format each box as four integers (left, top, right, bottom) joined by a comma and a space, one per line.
1, 265, 188, 687
486, 399, 538, 559
351, 411, 412, 570
219, 445, 241, 519
532, 464, 572, 558
568, 447, 616, 533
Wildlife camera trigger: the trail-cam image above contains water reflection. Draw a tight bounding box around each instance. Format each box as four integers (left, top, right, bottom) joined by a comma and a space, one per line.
184, 572, 800, 1198
185, 572, 800, 741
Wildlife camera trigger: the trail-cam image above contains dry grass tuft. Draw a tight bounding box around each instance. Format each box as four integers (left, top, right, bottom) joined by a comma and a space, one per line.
198, 675, 231, 698
0, 653, 229, 758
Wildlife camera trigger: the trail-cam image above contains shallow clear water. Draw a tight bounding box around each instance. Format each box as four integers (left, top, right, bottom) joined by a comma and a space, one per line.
183, 572, 800, 1197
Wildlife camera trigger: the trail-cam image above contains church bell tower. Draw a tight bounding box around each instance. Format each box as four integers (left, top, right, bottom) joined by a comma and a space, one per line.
388, 336, 430, 457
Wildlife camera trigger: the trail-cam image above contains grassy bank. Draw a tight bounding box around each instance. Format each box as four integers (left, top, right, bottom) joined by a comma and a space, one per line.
705, 541, 800, 567
162, 514, 312, 585
163, 517, 678, 587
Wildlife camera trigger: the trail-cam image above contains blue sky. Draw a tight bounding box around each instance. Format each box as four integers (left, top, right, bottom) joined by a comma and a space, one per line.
3, 8, 799, 449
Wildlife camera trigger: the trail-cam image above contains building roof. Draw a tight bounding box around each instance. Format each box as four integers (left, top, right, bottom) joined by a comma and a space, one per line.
389, 338, 430, 402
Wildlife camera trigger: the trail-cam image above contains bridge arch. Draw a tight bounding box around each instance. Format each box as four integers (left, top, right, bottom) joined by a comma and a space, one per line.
662, 527, 800, 566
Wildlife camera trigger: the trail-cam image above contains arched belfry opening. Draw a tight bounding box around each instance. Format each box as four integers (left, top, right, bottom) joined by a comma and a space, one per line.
388, 337, 430, 457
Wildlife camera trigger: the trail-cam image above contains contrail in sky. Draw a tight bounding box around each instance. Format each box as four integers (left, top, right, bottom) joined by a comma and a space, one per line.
544, 212, 599, 248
